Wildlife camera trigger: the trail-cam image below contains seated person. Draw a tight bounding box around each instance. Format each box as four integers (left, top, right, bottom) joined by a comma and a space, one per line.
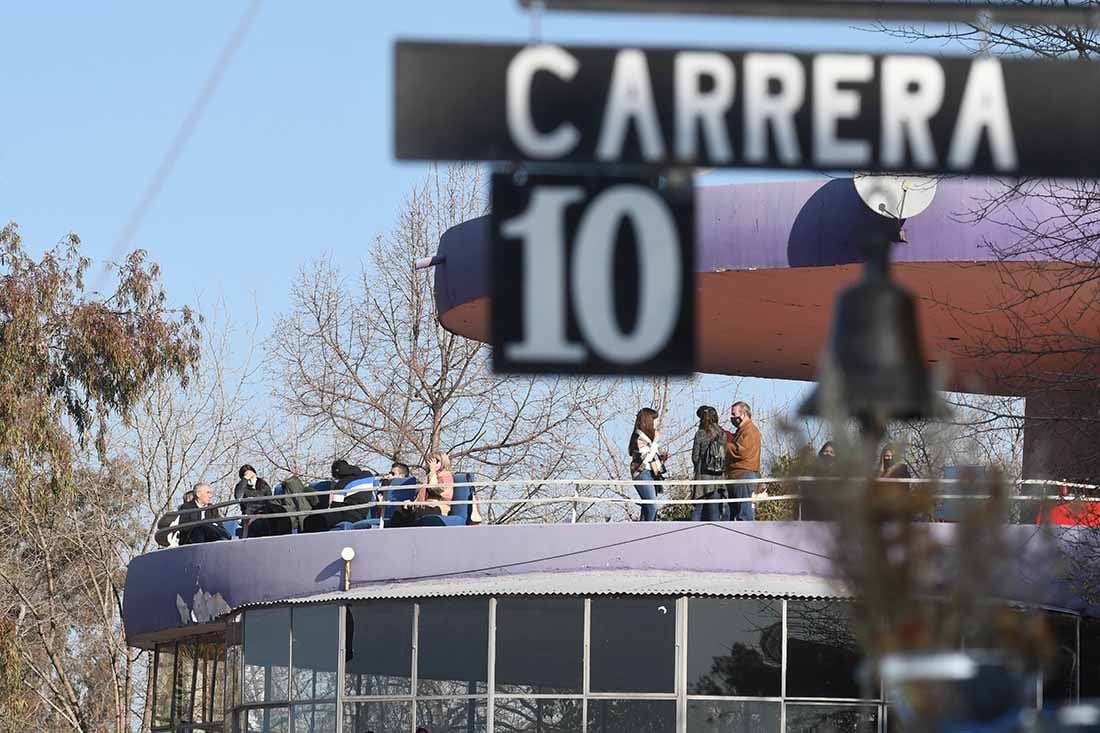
414, 452, 454, 508
383, 461, 412, 485
179, 482, 231, 544
326, 459, 378, 528
235, 464, 286, 537
389, 485, 449, 528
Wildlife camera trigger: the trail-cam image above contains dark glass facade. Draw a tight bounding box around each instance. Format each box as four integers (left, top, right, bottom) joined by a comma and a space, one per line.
150, 599, 1086, 733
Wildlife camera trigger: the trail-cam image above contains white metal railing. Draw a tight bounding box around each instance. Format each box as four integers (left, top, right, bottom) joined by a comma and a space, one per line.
153, 476, 1100, 545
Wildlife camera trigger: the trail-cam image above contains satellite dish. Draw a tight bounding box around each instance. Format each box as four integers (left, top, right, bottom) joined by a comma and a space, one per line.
854, 174, 938, 220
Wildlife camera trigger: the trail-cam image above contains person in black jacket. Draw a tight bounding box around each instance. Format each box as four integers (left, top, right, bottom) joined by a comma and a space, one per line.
179, 483, 230, 544
326, 459, 377, 528
691, 406, 726, 522
235, 464, 287, 537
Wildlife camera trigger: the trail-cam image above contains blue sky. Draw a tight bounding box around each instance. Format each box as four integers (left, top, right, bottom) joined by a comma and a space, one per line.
0, 2, 950, 430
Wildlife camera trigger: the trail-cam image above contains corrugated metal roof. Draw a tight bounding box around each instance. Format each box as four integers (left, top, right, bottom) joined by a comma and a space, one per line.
237, 570, 850, 611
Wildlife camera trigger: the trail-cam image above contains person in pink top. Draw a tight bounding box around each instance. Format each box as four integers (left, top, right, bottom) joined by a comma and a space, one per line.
413, 451, 454, 506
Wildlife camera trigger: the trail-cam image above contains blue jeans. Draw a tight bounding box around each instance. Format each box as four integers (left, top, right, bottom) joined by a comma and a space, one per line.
729, 473, 758, 521
692, 489, 724, 522
634, 471, 659, 522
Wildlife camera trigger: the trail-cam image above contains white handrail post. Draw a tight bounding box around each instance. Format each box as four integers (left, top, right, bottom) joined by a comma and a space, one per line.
571, 484, 579, 524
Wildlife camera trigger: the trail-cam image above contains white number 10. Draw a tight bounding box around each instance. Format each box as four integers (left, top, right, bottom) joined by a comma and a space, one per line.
501, 184, 683, 365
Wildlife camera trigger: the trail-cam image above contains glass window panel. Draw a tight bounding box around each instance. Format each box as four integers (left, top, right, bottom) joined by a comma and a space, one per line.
1082, 618, 1100, 698
292, 606, 339, 701
1044, 612, 1079, 704
586, 699, 676, 733
153, 644, 176, 728
175, 642, 198, 725
786, 601, 870, 699
417, 599, 488, 696
342, 701, 413, 733
590, 597, 676, 693
493, 698, 583, 732
292, 702, 337, 733
496, 598, 583, 694
345, 601, 413, 697
687, 598, 782, 697
244, 608, 291, 703
785, 704, 879, 733
193, 642, 223, 724
686, 700, 781, 733
245, 705, 289, 733
416, 698, 487, 733
227, 617, 244, 712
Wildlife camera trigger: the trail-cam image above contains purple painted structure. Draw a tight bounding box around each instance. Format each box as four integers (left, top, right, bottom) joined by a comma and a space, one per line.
436, 178, 1058, 320
435, 176, 1100, 480
435, 176, 1099, 396
122, 522, 1087, 647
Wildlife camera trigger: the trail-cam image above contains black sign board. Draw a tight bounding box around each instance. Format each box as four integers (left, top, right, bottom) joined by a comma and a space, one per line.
517, 0, 1098, 25
491, 171, 694, 375
396, 41, 1100, 178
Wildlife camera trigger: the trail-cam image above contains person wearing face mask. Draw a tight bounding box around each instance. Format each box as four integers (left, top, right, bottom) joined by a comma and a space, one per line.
798, 441, 837, 521
879, 444, 913, 479
235, 463, 276, 536
724, 401, 762, 521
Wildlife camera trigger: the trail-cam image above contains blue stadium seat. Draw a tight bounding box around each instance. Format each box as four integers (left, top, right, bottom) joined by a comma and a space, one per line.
308, 480, 333, 510
418, 473, 475, 527
332, 476, 417, 530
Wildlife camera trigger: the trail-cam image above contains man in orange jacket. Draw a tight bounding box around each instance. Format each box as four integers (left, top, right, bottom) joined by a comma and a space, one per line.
725, 401, 762, 521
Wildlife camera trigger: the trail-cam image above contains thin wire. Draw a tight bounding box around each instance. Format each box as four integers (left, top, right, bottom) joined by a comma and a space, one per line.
381, 524, 705, 583
529, 0, 544, 43
99, 0, 264, 287
710, 522, 835, 561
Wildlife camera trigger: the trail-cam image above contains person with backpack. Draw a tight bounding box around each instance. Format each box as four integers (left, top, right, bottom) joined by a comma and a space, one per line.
691, 405, 726, 522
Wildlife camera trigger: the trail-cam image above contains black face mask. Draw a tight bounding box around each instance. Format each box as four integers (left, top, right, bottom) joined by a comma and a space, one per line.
883, 457, 895, 469
731, 416, 743, 428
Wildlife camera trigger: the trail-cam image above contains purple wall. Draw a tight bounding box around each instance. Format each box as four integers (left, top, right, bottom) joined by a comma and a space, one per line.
123, 521, 1087, 646
435, 177, 1068, 316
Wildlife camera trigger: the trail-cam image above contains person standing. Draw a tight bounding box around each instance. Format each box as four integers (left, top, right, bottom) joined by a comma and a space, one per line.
799, 441, 837, 521
629, 407, 665, 522
725, 401, 762, 521
691, 406, 726, 522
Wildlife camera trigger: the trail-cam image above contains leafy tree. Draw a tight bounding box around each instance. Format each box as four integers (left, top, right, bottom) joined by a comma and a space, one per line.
0, 223, 200, 733
0, 224, 199, 505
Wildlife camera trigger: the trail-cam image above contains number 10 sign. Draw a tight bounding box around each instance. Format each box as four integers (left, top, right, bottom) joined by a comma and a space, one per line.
491, 171, 695, 375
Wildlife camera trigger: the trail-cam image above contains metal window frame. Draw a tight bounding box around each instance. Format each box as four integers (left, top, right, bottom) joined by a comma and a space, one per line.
487, 597, 497, 733
287, 606, 340, 707
492, 596, 586, 699
227, 594, 1085, 733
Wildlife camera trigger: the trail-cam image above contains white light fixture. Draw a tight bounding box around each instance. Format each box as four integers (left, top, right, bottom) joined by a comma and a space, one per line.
341, 547, 356, 591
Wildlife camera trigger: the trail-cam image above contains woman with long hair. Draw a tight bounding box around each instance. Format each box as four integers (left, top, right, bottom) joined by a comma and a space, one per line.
879, 444, 913, 479
629, 407, 664, 521
421, 451, 455, 506
690, 406, 726, 521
